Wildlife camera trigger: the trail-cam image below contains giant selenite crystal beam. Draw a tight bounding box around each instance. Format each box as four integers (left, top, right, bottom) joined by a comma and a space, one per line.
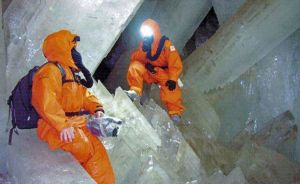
183, 0, 300, 92
4, 0, 143, 92
0, 0, 6, 101
211, 0, 246, 25
90, 84, 161, 183
202, 28, 300, 151
6, 130, 95, 183
0, 0, 10, 175
91, 83, 207, 183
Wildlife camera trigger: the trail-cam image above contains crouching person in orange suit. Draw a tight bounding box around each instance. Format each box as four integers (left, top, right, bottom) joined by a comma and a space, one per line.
126, 19, 185, 124
32, 30, 115, 184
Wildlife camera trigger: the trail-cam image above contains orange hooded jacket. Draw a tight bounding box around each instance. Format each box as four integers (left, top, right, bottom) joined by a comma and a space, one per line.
127, 19, 184, 116
31, 30, 115, 184
32, 30, 103, 149
130, 19, 183, 82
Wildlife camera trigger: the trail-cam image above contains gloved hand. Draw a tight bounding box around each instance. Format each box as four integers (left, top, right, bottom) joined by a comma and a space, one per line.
71, 48, 94, 88
145, 63, 156, 74
165, 80, 176, 91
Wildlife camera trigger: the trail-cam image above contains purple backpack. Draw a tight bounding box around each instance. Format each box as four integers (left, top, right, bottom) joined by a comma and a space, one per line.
7, 63, 66, 145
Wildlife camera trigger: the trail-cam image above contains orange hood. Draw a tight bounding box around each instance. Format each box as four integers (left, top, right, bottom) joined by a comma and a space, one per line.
42, 30, 78, 69
141, 19, 162, 54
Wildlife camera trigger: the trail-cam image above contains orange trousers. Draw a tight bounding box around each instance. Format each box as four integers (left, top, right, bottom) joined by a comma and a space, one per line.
58, 127, 115, 184
127, 60, 184, 115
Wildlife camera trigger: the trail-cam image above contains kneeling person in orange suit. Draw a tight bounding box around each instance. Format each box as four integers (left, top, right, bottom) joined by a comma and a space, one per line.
126, 19, 185, 124
32, 30, 115, 184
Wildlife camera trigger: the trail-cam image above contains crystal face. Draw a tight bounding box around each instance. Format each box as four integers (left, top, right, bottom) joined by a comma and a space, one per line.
183, 0, 300, 93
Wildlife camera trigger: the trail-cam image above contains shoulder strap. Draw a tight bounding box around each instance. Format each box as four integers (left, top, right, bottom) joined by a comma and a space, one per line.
53, 63, 66, 84
40, 62, 66, 84
147, 35, 169, 61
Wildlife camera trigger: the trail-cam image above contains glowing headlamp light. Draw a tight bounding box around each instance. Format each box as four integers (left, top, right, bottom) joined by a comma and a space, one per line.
140, 25, 153, 37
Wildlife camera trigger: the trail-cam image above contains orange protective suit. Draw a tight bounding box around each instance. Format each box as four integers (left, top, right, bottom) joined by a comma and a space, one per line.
127, 19, 184, 115
32, 30, 115, 184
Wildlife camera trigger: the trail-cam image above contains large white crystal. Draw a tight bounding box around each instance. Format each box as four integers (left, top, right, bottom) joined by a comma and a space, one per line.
179, 123, 237, 176
0, 0, 6, 101
183, 0, 300, 92
205, 167, 247, 184
147, 84, 221, 140
140, 99, 207, 183
6, 129, 95, 183
0, 0, 9, 176
202, 28, 300, 149
110, 88, 161, 152
231, 111, 297, 161
211, 0, 246, 25
92, 86, 161, 183
92, 83, 206, 183
236, 143, 300, 184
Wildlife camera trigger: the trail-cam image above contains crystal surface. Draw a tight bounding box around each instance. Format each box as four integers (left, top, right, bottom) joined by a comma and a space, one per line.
6, 130, 95, 184
148, 84, 221, 140
205, 167, 247, 184
236, 143, 300, 184
93, 86, 206, 183
179, 124, 237, 176
0, 0, 6, 101
0, 0, 9, 178
211, 0, 246, 25
231, 111, 297, 161
183, 0, 300, 93
203, 28, 300, 152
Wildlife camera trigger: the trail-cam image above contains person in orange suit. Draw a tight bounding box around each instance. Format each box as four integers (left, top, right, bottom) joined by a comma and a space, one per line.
126, 19, 185, 123
32, 30, 115, 184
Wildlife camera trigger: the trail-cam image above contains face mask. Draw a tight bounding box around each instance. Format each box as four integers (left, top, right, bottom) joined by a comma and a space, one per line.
142, 35, 154, 52
71, 47, 94, 88
71, 47, 82, 66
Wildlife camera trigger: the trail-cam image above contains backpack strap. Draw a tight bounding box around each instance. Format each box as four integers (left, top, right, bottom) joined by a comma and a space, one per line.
8, 124, 18, 145
40, 62, 67, 84
7, 96, 20, 145
6, 95, 12, 133
53, 63, 67, 84
7, 95, 16, 145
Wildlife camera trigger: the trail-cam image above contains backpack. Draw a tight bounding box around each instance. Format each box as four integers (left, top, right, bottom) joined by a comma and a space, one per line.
7, 62, 66, 145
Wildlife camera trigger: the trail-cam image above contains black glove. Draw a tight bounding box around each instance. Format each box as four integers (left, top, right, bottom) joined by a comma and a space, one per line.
165, 80, 176, 91
145, 63, 156, 74
71, 48, 93, 88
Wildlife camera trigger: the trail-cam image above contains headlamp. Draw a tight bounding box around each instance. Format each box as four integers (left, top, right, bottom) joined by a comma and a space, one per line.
140, 25, 153, 37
